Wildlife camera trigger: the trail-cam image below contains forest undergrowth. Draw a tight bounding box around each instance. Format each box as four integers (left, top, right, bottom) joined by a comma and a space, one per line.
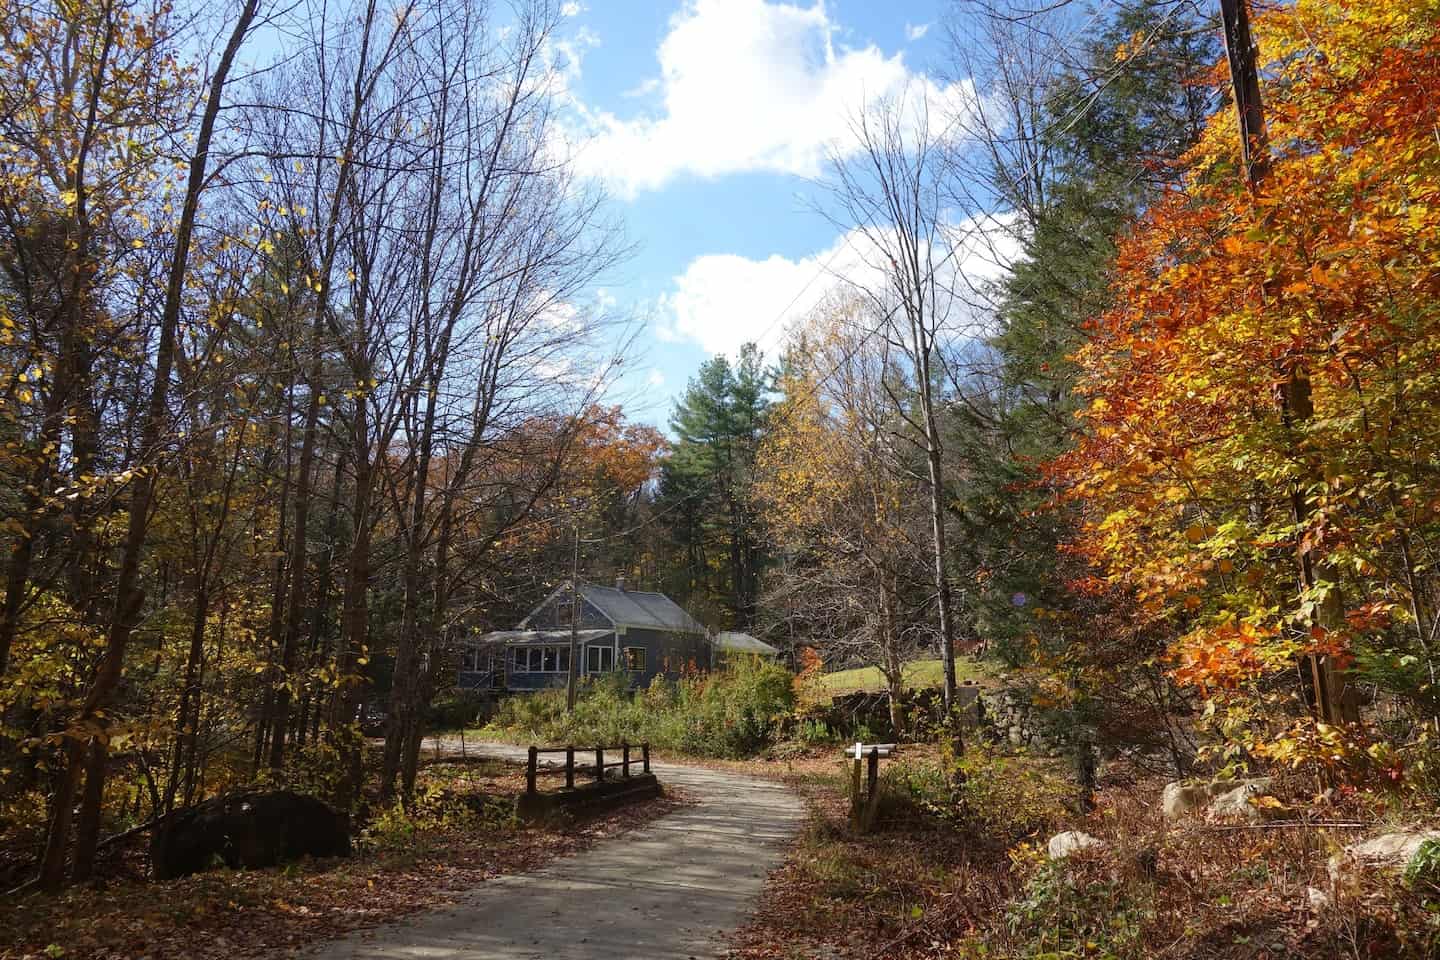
724, 745, 1440, 960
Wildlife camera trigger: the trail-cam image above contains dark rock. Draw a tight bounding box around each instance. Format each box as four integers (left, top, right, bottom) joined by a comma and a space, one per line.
151, 790, 351, 880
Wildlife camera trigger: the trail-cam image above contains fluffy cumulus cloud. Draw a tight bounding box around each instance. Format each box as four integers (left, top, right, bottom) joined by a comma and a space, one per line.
570, 0, 969, 197
659, 216, 1020, 359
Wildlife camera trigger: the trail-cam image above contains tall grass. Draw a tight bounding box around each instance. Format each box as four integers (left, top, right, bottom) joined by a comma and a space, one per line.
485, 656, 796, 759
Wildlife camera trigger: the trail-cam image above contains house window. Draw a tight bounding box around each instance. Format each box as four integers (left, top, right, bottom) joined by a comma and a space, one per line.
508, 645, 571, 673
624, 647, 646, 672
586, 645, 614, 673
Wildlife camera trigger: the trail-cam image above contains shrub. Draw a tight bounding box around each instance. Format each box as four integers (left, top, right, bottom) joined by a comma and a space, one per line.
1005, 859, 1154, 959
1405, 838, 1440, 893
883, 743, 1070, 841
484, 657, 796, 759
359, 780, 512, 855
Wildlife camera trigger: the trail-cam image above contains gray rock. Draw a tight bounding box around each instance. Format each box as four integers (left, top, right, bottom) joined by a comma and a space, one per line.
1161, 777, 1271, 821
1161, 780, 1211, 820
1205, 779, 1276, 822
1048, 830, 1106, 859
1329, 829, 1440, 884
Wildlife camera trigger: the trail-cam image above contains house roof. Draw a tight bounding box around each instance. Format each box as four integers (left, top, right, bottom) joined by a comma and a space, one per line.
465, 629, 611, 648
581, 583, 708, 634
520, 581, 708, 635
713, 631, 780, 656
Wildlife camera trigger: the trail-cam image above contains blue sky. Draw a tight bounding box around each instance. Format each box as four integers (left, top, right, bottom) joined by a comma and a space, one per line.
550, 0, 955, 425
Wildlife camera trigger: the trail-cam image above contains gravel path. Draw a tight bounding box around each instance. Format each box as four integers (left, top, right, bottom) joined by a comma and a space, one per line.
305, 741, 805, 960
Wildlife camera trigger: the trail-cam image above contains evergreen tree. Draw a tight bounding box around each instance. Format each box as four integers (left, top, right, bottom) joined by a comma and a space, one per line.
658, 344, 771, 628
950, 2, 1220, 659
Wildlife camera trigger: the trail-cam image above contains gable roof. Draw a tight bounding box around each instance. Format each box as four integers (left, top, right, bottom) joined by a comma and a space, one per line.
521, 581, 707, 635
580, 583, 709, 634
713, 631, 780, 656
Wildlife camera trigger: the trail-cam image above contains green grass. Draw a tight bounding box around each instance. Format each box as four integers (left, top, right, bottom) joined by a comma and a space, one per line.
815, 657, 998, 695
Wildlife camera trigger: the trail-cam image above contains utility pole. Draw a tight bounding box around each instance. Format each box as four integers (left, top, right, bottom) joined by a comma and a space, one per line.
1218, 0, 1355, 726
1218, 0, 1268, 187
566, 519, 580, 711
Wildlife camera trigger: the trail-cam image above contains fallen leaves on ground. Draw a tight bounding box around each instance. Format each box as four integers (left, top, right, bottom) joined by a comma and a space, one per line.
1, 758, 692, 960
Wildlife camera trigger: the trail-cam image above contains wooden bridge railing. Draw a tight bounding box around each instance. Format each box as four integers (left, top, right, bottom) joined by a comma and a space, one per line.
525, 742, 651, 796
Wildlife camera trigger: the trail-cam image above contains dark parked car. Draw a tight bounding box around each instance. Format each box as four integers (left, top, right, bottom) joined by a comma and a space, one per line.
357, 702, 387, 736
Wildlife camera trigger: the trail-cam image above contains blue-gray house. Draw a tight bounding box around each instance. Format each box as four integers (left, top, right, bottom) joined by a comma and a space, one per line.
458, 578, 710, 691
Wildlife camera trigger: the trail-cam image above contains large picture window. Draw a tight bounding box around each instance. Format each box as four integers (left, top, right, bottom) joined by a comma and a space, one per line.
586, 645, 614, 674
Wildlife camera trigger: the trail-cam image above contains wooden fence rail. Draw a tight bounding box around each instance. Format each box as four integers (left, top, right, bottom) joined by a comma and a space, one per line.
525, 742, 651, 796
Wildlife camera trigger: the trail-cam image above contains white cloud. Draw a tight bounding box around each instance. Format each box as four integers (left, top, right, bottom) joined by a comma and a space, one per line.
905, 22, 930, 41
647, 369, 667, 388
659, 215, 1021, 359
560, 1, 583, 18
567, 0, 970, 197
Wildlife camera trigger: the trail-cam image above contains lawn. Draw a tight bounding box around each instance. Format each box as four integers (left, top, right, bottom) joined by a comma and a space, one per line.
815, 657, 998, 695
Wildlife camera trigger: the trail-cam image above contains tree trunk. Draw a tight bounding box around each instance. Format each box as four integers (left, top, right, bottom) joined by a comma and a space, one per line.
70, 739, 107, 882
916, 338, 958, 713
332, 405, 372, 806
268, 380, 325, 770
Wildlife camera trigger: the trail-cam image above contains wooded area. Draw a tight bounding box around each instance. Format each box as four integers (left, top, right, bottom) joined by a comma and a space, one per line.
3, 0, 1439, 955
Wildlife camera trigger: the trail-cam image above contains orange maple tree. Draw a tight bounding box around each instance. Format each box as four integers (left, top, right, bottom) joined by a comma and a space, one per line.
1050, 0, 1440, 769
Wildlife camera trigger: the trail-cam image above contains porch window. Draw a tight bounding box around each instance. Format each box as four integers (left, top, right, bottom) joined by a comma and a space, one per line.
624, 647, 646, 672
508, 645, 570, 673
586, 645, 614, 674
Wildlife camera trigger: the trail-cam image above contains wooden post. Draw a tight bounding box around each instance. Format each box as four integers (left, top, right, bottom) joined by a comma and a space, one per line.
642, 742, 650, 774
595, 746, 604, 783
622, 742, 631, 778
867, 746, 879, 801
565, 745, 575, 790
526, 746, 538, 796
850, 754, 862, 829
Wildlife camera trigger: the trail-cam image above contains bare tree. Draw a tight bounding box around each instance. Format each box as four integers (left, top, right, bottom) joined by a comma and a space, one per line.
760, 294, 937, 737
820, 91, 975, 714
371, 0, 628, 801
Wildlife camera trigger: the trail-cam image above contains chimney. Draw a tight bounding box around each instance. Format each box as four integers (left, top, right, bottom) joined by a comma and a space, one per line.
615, 574, 627, 592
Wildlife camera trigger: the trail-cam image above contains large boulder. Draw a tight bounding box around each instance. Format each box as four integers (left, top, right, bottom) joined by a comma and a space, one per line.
1329, 829, 1440, 886
151, 789, 351, 880
1205, 779, 1278, 823
1048, 830, 1106, 859
1161, 777, 1272, 821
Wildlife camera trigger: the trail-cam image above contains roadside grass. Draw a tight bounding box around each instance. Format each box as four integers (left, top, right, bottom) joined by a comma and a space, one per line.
814, 657, 999, 696
723, 746, 1440, 959
0, 756, 684, 960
